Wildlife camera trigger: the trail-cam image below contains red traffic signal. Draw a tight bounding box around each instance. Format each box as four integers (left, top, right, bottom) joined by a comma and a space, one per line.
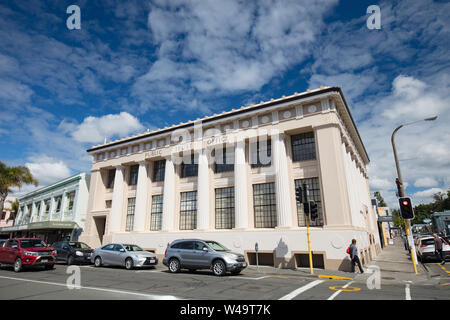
399, 197, 414, 220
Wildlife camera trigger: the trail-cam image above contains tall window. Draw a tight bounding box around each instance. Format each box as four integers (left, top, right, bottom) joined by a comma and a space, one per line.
214, 147, 234, 173
251, 139, 272, 168
44, 200, 50, 214
106, 169, 115, 189
253, 183, 277, 228
66, 191, 76, 211
295, 178, 323, 227
55, 196, 62, 212
179, 191, 197, 230
153, 160, 166, 182
150, 195, 163, 231
291, 132, 316, 162
129, 165, 139, 185
181, 154, 198, 178
215, 187, 235, 229
126, 197, 136, 231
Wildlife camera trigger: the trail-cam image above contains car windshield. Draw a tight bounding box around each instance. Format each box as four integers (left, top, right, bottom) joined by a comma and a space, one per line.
123, 245, 143, 252
205, 241, 229, 252
69, 242, 90, 249
20, 240, 47, 248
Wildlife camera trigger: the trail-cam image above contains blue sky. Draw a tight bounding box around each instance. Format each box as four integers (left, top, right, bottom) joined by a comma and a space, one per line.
0, 0, 449, 208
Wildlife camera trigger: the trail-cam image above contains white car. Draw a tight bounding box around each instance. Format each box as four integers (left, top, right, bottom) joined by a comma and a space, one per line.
415, 236, 450, 262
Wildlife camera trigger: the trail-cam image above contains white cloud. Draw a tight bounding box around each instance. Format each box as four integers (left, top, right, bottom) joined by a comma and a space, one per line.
133, 0, 339, 112
25, 157, 72, 187
414, 177, 438, 188
71, 112, 145, 144
413, 188, 444, 199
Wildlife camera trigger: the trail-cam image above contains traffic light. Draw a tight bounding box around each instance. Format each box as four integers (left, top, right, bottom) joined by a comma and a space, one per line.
295, 186, 303, 203
310, 201, 318, 221
399, 197, 414, 219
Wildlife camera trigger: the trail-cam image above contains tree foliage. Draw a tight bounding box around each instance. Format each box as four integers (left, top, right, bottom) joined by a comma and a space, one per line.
374, 191, 387, 207
0, 161, 38, 213
411, 189, 450, 225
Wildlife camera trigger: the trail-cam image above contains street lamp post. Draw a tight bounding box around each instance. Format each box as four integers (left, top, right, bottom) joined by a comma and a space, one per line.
391, 116, 437, 274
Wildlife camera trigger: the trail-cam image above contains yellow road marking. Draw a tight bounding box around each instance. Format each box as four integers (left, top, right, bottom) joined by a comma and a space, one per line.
441, 283, 450, 286
329, 286, 360, 292
318, 275, 354, 281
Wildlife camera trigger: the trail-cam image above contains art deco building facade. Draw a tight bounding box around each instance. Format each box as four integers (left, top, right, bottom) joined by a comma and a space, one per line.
79, 87, 381, 271
1, 173, 90, 244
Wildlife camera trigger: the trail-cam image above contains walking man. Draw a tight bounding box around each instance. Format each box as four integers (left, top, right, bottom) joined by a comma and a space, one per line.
349, 239, 364, 273
433, 234, 445, 265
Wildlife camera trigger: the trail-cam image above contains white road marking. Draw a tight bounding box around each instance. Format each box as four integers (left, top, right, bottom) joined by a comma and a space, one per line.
279, 280, 325, 300
327, 281, 354, 300
405, 283, 412, 300
0, 275, 180, 300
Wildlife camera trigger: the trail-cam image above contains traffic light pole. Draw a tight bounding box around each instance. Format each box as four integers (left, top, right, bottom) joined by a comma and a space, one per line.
306, 204, 314, 275
392, 125, 418, 274
302, 182, 314, 275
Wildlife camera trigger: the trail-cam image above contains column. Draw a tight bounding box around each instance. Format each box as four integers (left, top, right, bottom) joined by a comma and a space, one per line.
162, 157, 175, 231
234, 138, 249, 229
197, 150, 210, 230
315, 125, 352, 226
110, 165, 124, 233
60, 191, 67, 221
272, 132, 293, 228
49, 196, 56, 221
134, 161, 148, 232
38, 200, 45, 222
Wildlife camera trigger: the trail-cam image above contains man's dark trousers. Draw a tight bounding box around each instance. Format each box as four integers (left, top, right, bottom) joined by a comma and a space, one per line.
351, 256, 364, 273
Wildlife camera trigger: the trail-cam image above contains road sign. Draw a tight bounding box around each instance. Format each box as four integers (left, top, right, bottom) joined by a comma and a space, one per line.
423, 218, 431, 223
378, 216, 394, 223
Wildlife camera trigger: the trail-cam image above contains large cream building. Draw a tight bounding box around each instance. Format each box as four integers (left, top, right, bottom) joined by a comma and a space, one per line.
79, 86, 381, 271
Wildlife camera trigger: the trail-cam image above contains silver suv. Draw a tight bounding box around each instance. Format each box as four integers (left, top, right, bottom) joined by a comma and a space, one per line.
163, 239, 247, 276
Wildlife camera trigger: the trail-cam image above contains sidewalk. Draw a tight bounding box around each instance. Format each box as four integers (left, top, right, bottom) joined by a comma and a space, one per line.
245, 238, 439, 285
359, 237, 439, 285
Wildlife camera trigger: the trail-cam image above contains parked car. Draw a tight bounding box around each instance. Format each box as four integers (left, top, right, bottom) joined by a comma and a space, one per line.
91, 243, 158, 270
163, 239, 247, 276
0, 238, 57, 272
415, 236, 450, 262
52, 241, 93, 265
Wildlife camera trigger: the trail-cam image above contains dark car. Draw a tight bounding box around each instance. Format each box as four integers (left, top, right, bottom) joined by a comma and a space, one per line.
52, 241, 93, 265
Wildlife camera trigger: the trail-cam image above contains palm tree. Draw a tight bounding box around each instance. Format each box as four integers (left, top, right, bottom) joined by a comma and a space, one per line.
0, 161, 38, 214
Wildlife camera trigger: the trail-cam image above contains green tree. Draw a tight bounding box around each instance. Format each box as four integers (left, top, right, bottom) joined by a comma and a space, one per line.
374, 191, 387, 207
410, 189, 450, 224
0, 161, 38, 214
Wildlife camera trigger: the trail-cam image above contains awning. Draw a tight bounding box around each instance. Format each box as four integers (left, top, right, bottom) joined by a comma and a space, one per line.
0, 221, 79, 233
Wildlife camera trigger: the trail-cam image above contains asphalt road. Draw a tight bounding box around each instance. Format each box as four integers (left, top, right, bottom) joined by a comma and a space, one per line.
0, 261, 448, 301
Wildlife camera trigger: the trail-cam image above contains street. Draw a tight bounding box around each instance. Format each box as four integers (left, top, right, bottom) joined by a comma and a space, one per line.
0, 257, 448, 300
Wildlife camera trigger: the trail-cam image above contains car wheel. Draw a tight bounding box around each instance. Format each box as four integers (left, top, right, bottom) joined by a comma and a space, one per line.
125, 258, 134, 270
212, 260, 226, 276
94, 256, 102, 267
67, 255, 73, 265
168, 258, 180, 273
14, 258, 22, 273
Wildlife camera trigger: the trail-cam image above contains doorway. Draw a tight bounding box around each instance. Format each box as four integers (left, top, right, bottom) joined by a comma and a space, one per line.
94, 216, 106, 245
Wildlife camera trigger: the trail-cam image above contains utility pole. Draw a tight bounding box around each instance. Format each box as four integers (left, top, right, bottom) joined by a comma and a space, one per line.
391, 116, 437, 274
